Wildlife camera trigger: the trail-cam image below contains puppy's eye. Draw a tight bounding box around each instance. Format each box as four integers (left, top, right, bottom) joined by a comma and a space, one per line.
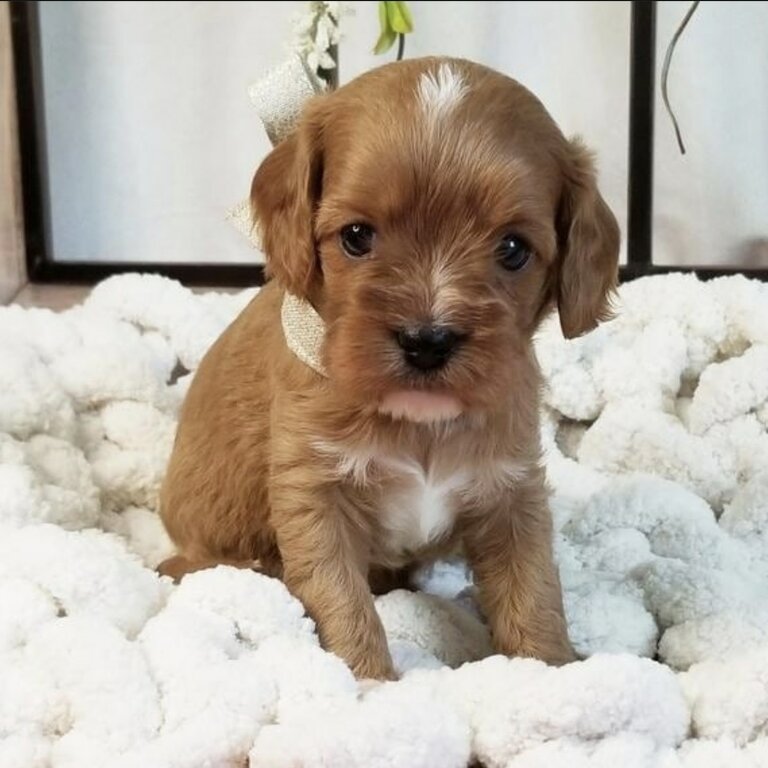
497, 234, 532, 272
340, 223, 375, 258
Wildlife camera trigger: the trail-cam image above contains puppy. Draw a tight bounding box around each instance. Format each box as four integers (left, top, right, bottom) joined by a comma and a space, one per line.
159, 57, 619, 679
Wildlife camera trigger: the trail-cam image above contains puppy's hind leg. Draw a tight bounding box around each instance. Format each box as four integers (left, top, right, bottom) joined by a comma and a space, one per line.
157, 554, 259, 583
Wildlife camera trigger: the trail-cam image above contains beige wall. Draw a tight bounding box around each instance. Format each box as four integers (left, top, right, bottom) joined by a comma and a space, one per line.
0, 1, 25, 302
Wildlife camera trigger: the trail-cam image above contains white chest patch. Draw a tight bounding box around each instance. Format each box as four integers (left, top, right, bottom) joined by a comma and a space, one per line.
381, 465, 465, 554
314, 439, 530, 555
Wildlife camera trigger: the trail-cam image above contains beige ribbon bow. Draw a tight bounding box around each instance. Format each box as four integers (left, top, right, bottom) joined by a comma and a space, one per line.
226, 55, 326, 250
227, 56, 329, 377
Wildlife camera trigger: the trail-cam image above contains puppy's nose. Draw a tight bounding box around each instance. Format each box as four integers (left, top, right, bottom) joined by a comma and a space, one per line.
396, 325, 462, 371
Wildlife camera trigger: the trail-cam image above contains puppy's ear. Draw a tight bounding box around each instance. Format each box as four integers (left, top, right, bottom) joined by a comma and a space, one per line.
251, 100, 326, 299
555, 139, 620, 339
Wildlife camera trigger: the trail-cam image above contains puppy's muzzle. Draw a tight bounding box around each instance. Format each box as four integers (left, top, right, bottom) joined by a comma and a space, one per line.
395, 325, 464, 372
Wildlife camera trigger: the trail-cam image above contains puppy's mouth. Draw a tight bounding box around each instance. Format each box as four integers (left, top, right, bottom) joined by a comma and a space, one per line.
378, 390, 464, 424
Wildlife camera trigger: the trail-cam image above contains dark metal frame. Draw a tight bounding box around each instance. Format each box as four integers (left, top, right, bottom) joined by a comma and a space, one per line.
9, 0, 768, 286
9, 0, 264, 286
625, 0, 766, 281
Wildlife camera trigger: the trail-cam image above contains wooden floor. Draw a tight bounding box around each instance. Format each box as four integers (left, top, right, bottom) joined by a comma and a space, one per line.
8, 282, 241, 310
11, 283, 92, 310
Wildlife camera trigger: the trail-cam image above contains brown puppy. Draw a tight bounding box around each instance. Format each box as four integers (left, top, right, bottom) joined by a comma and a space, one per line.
159, 57, 619, 680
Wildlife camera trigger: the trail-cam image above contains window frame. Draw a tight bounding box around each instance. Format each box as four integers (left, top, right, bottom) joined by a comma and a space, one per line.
10, 1, 768, 286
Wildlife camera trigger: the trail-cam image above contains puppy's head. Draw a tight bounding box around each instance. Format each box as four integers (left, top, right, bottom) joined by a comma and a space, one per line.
252, 58, 619, 423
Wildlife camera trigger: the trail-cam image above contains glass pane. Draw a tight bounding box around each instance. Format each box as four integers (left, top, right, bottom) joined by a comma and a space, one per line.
38, 1, 630, 266
38, 0, 296, 263
653, 1, 768, 268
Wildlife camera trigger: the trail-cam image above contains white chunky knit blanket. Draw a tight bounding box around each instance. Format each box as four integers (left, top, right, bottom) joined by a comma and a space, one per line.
1, 273, 767, 767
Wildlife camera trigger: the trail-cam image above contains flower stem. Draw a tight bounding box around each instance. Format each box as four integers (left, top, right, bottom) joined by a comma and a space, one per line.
396, 33, 405, 61
318, 43, 339, 90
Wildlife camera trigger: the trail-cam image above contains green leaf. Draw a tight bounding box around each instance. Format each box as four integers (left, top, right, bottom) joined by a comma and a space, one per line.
386, 2, 414, 34
378, 1, 388, 33
375, 2, 412, 55
374, 27, 398, 54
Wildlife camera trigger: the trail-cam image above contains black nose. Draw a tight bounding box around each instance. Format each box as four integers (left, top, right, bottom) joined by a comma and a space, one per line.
396, 325, 462, 371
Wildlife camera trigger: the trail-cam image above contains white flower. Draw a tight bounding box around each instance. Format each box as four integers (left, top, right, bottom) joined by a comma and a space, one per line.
315, 14, 332, 52
288, 1, 353, 73
325, 2, 343, 19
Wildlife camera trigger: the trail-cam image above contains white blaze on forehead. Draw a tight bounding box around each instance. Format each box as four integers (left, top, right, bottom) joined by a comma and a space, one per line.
417, 63, 468, 120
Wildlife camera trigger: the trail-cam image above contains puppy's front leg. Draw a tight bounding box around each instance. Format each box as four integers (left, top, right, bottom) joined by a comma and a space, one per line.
462, 472, 576, 666
273, 489, 395, 680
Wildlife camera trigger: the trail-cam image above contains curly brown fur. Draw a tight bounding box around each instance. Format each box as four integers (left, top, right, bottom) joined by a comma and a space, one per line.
159, 57, 619, 679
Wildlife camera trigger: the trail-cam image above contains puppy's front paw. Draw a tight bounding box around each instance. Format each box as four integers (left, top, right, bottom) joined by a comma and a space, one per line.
501, 641, 578, 667
352, 657, 398, 682
493, 626, 578, 667
540, 643, 580, 666
357, 676, 395, 697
